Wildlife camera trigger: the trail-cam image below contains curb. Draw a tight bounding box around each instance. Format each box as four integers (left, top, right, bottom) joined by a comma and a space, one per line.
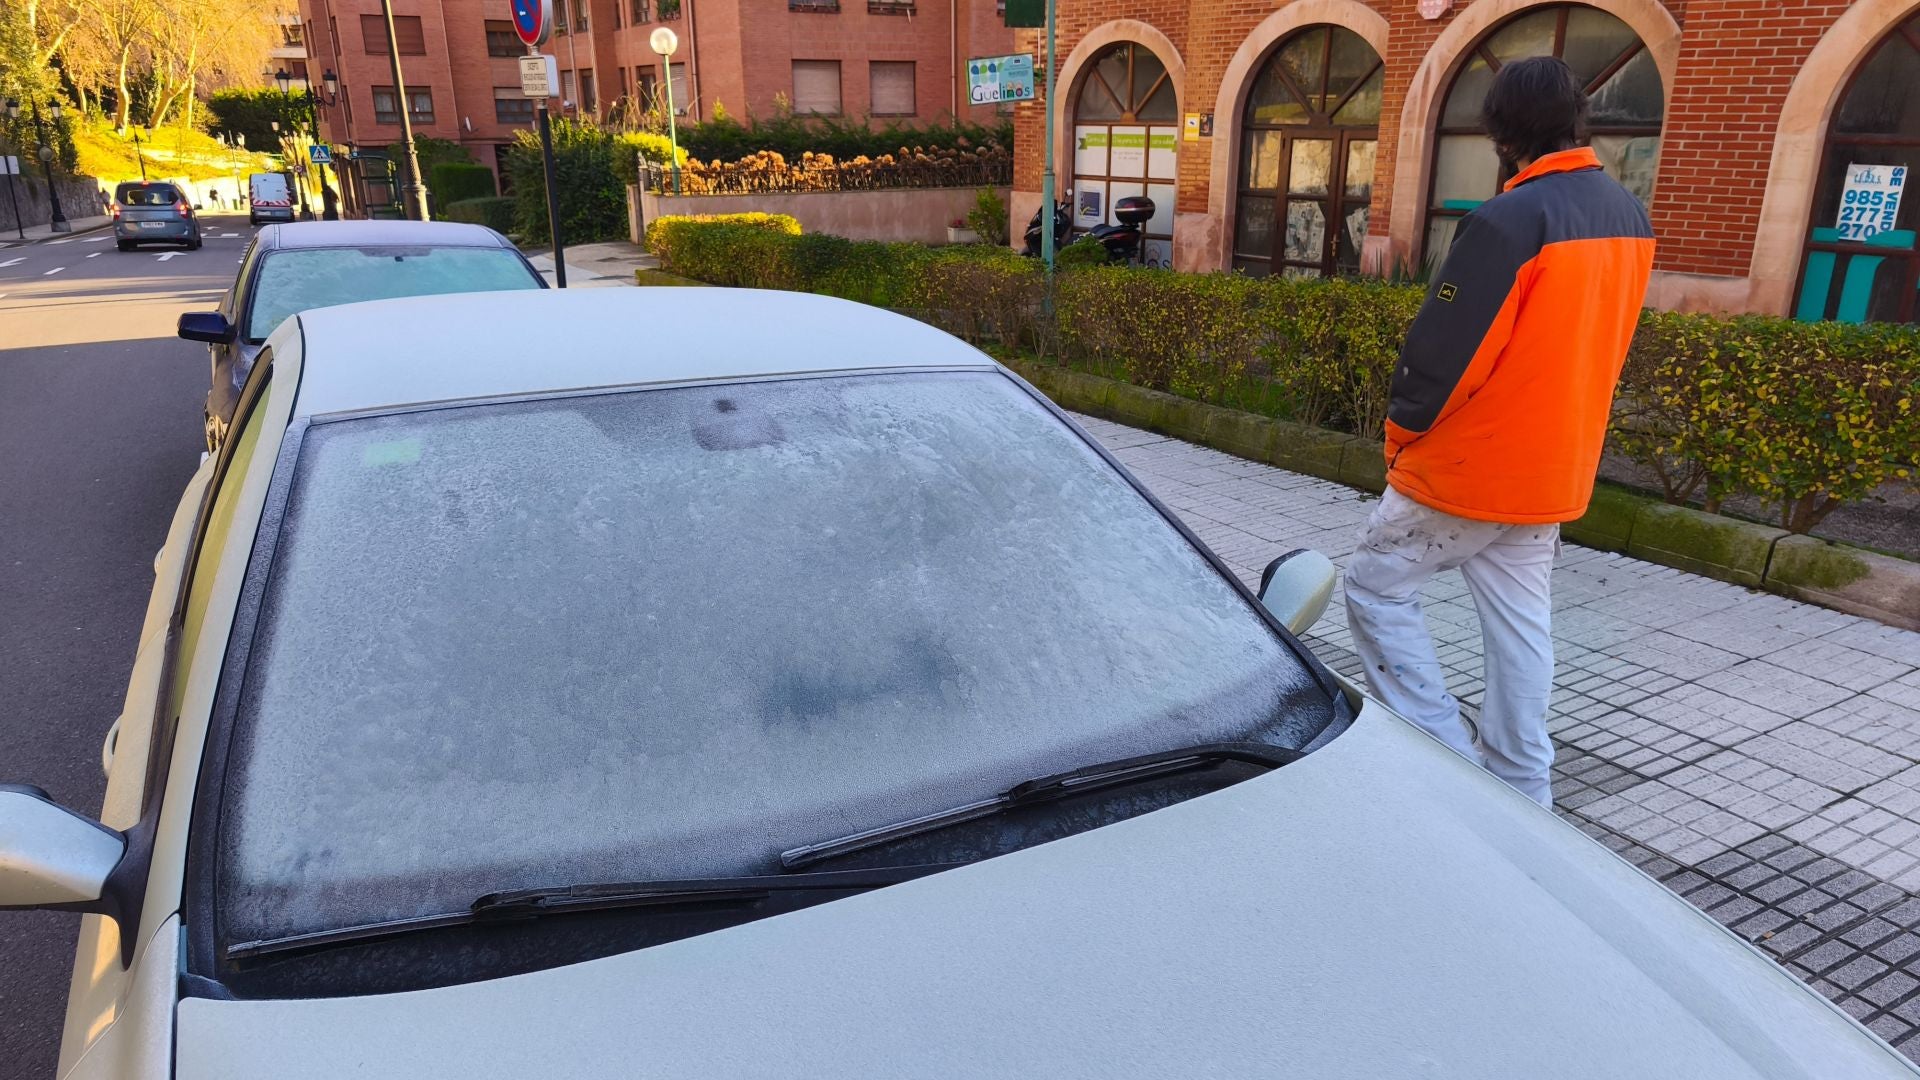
1007, 358, 1920, 631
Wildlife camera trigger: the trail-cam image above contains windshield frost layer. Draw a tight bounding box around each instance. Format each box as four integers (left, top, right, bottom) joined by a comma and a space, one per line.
217, 372, 1327, 945
245, 246, 539, 340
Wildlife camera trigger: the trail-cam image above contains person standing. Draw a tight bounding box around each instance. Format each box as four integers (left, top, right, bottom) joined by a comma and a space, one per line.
1343, 57, 1655, 808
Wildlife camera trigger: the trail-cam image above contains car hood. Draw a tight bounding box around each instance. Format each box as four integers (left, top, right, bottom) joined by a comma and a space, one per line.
175, 700, 1916, 1079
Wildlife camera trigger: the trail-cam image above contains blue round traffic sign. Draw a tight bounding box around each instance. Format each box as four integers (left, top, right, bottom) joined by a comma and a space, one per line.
511, 0, 551, 47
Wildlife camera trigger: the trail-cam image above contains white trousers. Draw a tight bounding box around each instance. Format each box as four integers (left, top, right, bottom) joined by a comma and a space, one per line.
1343, 487, 1559, 807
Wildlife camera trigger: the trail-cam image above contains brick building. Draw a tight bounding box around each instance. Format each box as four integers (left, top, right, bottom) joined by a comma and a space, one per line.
1010, 0, 1920, 323
297, 0, 1013, 197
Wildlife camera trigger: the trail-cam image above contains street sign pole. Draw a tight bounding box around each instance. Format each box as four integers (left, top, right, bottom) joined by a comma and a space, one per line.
1040, 0, 1057, 304
513, 0, 564, 286
536, 99, 566, 288
1, 158, 23, 241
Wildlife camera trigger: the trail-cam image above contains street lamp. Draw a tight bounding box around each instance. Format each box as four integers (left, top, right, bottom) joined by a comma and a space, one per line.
2, 100, 25, 239
376, 0, 431, 220
28, 99, 69, 233
131, 121, 152, 181
649, 27, 682, 194
276, 67, 342, 220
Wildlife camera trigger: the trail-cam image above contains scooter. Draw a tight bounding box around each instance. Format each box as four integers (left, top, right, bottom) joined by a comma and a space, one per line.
1022, 194, 1156, 265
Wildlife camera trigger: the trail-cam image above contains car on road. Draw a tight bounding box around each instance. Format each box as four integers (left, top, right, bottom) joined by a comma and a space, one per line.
247, 173, 296, 225
176, 220, 545, 450
111, 181, 201, 251
6, 289, 1917, 1079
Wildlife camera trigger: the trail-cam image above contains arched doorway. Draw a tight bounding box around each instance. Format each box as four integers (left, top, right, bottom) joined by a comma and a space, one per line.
1423, 3, 1663, 267
1792, 12, 1920, 324
1231, 25, 1383, 277
1071, 42, 1178, 267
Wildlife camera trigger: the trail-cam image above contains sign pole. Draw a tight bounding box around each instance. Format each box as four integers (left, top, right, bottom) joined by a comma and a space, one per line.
380, 0, 431, 219
2, 159, 23, 240
1040, 0, 1057, 304
537, 98, 566, 288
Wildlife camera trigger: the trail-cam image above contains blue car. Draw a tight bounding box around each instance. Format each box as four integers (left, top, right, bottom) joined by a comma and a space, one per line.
113, 181, 201, 250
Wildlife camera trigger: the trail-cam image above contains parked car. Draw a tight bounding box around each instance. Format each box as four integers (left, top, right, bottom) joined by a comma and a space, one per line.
176, 220, 545, 450
111, 181, 201, 251
7, 289, 1917, 1080
247, 172, 296, 225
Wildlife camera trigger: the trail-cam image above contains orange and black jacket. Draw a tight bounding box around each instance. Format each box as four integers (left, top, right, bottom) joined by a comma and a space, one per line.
1385, 147, 1655, 525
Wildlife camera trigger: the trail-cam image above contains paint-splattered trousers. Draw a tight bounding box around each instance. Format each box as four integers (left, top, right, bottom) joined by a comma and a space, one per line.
1343, 487, 1560, 807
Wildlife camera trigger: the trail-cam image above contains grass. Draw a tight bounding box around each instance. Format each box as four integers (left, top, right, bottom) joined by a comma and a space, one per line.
72, 120, 277, 185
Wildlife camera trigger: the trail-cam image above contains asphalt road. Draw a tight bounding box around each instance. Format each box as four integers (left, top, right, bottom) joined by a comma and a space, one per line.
0, 213, 255, 1080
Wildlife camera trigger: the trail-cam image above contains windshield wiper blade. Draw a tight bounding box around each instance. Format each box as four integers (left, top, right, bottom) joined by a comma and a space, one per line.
225, 863, 960, 961
781, 741, 1302, 872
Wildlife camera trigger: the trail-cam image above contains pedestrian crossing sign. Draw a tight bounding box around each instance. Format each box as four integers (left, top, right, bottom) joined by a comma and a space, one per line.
309, 144, 332, 165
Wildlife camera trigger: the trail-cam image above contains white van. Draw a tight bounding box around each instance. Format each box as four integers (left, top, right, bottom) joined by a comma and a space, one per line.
248, 172, 297, 225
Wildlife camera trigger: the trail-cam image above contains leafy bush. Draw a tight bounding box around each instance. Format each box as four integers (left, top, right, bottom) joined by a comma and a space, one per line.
504, 118, 627, 242
395, 137, 474, 177
966, 187, 1009, 247
1616, 313, 1919, 531
644, 212, 801, 267
609, 131, 690, 187
645, 219, 1920, 530
662, 145, 1010, 194
442, 196, 517, 234
430, 162, 496, 206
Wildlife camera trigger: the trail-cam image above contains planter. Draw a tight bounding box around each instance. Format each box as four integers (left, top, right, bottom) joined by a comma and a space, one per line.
946, 225, 980, 245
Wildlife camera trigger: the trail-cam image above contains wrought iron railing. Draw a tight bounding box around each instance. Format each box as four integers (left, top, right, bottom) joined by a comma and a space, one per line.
641, 157, 1011, 195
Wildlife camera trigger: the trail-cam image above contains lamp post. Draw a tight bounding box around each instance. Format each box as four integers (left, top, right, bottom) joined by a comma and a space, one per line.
28, 99, 70, 233
377, 0, 431, 219
131, 121, 153, 181
276, 67, 341, 219
649, 28, 682, 195
2, 100, 25, 239
270, 75, 316, 221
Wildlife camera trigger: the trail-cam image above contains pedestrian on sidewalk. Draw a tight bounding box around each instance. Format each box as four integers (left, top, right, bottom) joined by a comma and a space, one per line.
322, 185, 340, 221
1343, 56, 1655, 808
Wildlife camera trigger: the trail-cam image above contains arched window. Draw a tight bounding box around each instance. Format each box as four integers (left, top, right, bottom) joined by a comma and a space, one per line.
1794, 14, 1920, 325
1424, 4, 1662, 267
1232, 25, 1383, 278
1071, 42, 1178, 267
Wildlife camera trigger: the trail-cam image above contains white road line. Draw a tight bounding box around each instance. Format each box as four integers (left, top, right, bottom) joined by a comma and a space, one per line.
219, 232, 239, 237
0, 257, 24, 267
43, 266, 65, 275
47, 238, 74, 245
86, 251, 101, 258
83, 236, 112, 243
156, 252, 177, 262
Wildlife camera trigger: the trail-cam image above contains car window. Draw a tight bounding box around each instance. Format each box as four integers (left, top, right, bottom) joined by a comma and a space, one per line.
243, 246, 539, 341
118, 184, 181, 205
213, 371, 1337, 951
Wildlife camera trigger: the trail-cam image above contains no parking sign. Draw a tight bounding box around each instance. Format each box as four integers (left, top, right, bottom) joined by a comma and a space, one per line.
511, 0, 552, 47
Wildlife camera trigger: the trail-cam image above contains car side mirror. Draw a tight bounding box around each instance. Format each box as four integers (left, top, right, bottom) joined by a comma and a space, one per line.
1258, 549, 1336, 635
178, 311, 236, 344
0, 785, 125, 911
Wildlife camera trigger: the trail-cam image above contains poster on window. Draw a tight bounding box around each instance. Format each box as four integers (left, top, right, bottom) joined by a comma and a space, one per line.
1110, 127, 1148, 178
1148, 130, 1177, 180
1074, 127, 1107, 176
1074, 185, 1104, 228
1837, 163, 1906, 241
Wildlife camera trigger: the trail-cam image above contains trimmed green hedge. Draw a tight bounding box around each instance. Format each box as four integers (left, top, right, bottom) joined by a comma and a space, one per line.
430, 162, 496, 206
646, 221, 1920, 533
441, 196, 516, 234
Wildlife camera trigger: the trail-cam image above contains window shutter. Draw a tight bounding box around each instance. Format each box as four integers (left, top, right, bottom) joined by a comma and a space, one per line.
792, 60, 842, 115
870, 61, 915, 116
361, 14, 425, 54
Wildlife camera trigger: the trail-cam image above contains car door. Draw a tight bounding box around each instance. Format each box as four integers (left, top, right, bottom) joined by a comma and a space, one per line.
58, 350, 284, 1075
208, 239, 265, 439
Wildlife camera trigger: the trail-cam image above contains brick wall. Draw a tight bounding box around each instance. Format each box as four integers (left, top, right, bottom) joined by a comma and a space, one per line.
1372, 1, 1447, 251
1647, 0, 1852, 276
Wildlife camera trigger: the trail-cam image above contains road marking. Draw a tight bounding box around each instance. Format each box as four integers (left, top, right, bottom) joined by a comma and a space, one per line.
86, 251, 101, 258
0, 257, 23, 267
83, 236, 112, 243
156, 252, 177, 262
219, 232, 239, 237
47, 237, 74, 245
43, 266, 64, 275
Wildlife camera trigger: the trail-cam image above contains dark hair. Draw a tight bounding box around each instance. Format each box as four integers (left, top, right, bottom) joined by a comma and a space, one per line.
1481, 56, 1588, 165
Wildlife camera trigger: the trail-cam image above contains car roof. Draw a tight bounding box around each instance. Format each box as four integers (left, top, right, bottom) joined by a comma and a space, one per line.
284, 287, 997, 419
258, 220, 510, 251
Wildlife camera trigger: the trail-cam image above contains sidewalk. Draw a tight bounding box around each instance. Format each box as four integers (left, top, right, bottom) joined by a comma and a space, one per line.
524, 240, 655, 288
1076, 413, 1920, 1061
0, 215, 112, 247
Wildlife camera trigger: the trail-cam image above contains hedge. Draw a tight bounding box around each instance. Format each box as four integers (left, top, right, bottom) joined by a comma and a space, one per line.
504, 118, 628, 243
441, 196, 516, 234
430, 162, 496, 206
676, 113, 1012, 164
646, 221, 1920, 534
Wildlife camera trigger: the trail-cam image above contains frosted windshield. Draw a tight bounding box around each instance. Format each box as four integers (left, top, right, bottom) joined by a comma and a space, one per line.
244, 246, 539, 341
216, 371, 1333, 946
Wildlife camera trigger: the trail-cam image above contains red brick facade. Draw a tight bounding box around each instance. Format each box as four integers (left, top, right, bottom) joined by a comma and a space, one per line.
301, 0, 1013, 191
1009, 0, 1920, 316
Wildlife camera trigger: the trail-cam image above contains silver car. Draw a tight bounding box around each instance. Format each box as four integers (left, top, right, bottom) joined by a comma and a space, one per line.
112, 181, 201, 251
3, 289, 1915, 1079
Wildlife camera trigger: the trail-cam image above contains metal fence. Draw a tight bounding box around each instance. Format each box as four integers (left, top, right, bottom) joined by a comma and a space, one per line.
640, 157, 1011, 195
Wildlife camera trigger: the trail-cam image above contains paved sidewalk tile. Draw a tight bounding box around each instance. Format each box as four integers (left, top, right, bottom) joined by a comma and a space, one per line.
1071, 415, 1920, 1060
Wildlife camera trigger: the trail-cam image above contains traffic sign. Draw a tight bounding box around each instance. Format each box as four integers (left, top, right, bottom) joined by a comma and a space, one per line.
521, 54, 559, 99
510, 0, 552, 47
308, 144, 332, 165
